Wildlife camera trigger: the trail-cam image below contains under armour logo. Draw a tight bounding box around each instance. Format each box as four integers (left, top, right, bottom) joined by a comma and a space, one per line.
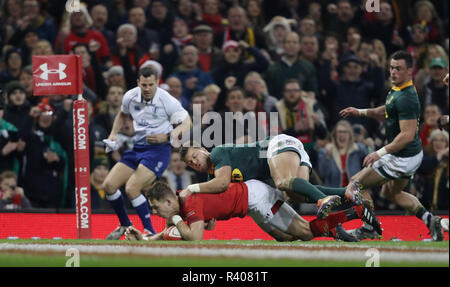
39, 63, 67, 80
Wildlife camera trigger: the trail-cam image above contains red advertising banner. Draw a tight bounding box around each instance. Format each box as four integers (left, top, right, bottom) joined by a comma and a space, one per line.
73, 100, 92, 239
32, 55, 82, 96
0, 213, 448, 241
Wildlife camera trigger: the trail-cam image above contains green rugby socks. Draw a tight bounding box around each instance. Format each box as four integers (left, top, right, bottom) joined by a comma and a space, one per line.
314, 186, 347, 197
289, 178, 327, 202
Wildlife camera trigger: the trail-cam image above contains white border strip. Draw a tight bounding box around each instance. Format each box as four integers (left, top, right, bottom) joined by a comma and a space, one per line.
0, 243, 448, 263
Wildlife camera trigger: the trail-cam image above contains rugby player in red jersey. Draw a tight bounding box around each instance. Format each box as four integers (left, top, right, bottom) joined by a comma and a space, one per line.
125, 180, 381, 242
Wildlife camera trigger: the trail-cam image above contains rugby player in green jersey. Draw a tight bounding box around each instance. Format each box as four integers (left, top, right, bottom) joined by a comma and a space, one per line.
179, 132, 365, 221
340, 51, 446, 241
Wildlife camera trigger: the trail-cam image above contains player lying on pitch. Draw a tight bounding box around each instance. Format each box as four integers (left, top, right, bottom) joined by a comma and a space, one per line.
125, 180, 381, 242
179, 135, 363, 221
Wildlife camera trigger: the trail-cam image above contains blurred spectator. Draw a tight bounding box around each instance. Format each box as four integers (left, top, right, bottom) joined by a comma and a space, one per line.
72, 43, 108, 100
0, 100, 24, 176
307, 2, 323, 33
352, 123, 375, 153
94, 85, 125, 135
170, 45, 214, 104
31, 39, 54, 56
160, 18, 192, 77
22, 102, 68, 208
272, 79, 327, 151
87, 100, 108, 158
318, 120, 368, 187
299, 35, 320, 65
165, 76, 190, 110
363, 1, 406, 56
112, 24, 151, 89
245, 0, 266, 35
298, 16, 318, 38
221, 86, 253, 144
192, 25, 222, 73
265, 32, 318, 99
407, 23, 429, 77
419, 58, 449, 115
200, 0, 223, 36
417, 129, 449, 211
90, 156, 111, 210
212, 40, 269, 105
220, 5, 267, 58
19, 65, 39, 106
203, 84, 221, 112
2, 0, 23, 30
263, 16, 296, 61
190, 91, 210, 117
420, 104, 442, 147
128, 6, 160, 60
8, 27, 39, 67
372, 39, 389, 85
243, 71, 277, 115
321, 54, 382, 134
2, 81, 31, 133
342, 26, 361, 55
106, 65, 127, 91
18, 0, 57, 44
90, 4, 116, 51
176, 0, 203, 27
0, 170, 31, 210
56, 5, 111, 66
413, 0, 443, 44
162, 151, 197, 191
0, 48, 23, 88
324, 0, 362, 41
146, 0, 175, 45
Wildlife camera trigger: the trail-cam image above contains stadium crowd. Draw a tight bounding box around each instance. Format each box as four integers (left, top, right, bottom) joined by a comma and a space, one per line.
0, 0, 448, 213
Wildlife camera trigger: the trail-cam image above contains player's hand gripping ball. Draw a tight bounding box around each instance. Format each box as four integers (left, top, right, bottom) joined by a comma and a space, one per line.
163, 225, 183, 241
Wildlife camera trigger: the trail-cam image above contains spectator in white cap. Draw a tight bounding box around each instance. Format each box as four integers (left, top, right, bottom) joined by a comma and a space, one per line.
106, 66, 126, 91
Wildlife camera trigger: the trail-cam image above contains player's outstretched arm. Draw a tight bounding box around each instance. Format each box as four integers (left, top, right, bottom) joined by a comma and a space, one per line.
340, 105, 386, 122
180, 165, 232, 199
171, 215, 204, 241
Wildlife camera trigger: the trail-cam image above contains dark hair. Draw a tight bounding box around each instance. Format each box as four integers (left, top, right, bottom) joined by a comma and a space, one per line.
226, 86, 245, 100
144, 181, 174, 201
179, 140, 201, 161
283, 79, 302, 90
72, 42, 90, 53
191, 91, 205, 100
138, 66, 159, 79
391, 50, 414, 68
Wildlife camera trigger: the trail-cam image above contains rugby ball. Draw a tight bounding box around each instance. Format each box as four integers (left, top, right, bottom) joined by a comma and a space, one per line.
163, 225, 183, 241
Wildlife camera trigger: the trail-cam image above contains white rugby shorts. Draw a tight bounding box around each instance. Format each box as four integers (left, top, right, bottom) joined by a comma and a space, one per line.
245, 179, 298, 233
372, 151, 423, 180
266, 134, 312, 168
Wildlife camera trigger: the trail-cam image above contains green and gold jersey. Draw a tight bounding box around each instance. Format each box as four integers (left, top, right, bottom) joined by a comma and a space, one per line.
384, 80, 422, 157
208, 139, 272, 182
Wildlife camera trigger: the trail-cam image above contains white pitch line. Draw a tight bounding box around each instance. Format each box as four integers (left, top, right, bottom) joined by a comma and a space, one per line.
0, 243, 448, 263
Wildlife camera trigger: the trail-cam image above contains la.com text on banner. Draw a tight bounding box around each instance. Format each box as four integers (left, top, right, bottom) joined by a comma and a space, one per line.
32, 55, 82, 96
73, 100, 92, 239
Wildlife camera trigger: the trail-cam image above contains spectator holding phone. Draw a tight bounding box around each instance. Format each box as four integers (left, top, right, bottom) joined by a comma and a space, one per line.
0, 170, 31, 210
